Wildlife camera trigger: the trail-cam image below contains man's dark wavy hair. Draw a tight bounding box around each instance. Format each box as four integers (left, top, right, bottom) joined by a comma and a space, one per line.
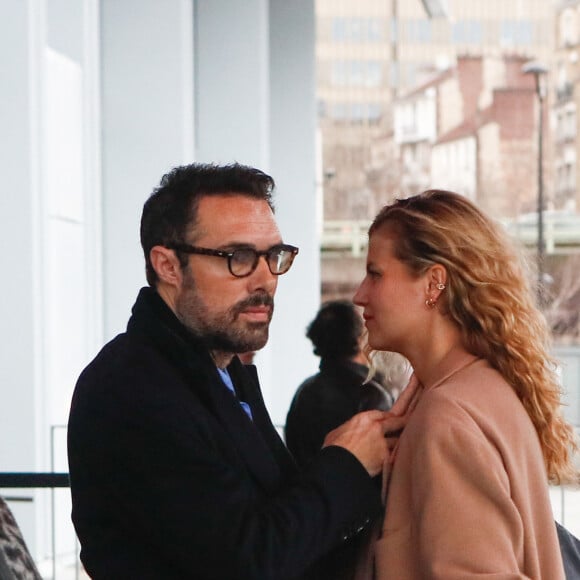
140, 162, 275, 286
306, 300, 363, 360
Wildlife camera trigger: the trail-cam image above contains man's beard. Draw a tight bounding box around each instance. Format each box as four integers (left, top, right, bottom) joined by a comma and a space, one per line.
175, 274, 274, 354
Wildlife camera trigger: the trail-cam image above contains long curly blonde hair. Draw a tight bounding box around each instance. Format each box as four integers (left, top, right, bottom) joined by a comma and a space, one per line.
370, 189, 578, 484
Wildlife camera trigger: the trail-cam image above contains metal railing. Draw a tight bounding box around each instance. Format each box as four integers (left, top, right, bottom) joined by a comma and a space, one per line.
322, 211, 580, 256
0, 473, 79, 580
0, 473, 69, 489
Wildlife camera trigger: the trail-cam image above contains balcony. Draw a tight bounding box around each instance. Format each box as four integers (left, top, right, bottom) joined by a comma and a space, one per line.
322, 211, 580, 257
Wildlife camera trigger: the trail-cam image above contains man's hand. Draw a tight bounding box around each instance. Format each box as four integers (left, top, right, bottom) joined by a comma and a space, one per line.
322, 375, 423, 476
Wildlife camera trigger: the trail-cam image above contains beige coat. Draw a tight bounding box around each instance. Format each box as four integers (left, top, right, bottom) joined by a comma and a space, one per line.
375, 351, 565, 579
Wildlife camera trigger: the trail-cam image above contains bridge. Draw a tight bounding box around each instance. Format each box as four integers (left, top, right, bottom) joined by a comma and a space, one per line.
321, 210, 580, 257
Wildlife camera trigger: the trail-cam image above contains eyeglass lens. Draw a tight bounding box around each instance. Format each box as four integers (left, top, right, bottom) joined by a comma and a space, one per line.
230, 247, 294, 276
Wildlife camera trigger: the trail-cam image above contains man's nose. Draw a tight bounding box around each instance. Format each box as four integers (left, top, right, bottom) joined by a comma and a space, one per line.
249, 255, 278, 292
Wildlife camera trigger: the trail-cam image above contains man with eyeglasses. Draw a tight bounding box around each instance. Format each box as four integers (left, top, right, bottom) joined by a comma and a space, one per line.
67, 162, 411, 580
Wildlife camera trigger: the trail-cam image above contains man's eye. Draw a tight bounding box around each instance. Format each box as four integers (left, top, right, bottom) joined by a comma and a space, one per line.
233, 249, 255, 260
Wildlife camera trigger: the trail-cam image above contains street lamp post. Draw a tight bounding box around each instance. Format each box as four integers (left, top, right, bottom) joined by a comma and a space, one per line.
522, 60, 549, 305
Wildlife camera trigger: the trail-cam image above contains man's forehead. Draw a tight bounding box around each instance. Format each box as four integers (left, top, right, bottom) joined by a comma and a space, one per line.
193, 194, 280, 243
198, 192, 269, 209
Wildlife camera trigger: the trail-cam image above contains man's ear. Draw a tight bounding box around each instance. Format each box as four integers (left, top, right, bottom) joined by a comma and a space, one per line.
150, 246, 182, 287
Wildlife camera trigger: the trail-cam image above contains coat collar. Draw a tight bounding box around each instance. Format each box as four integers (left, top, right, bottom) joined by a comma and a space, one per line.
422, 348, 480, 392
127, 287, 296, 489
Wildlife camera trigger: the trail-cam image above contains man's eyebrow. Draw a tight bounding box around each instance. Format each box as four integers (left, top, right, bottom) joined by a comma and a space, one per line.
216, 240, 283, 251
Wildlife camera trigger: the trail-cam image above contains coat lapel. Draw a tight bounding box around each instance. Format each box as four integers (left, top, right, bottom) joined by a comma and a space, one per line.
230, 359, 297, 479
196, 363, 286, 491
127, 287, 293, 492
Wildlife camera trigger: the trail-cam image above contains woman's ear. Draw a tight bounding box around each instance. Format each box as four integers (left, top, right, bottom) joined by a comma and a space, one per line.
149, 246, 182, 287
425, 264, 448, 307
428, 264, 447, 291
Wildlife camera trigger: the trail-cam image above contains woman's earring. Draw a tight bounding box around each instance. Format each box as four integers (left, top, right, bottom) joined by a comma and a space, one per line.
436, 283, 446, 290
425, 298, 436, 308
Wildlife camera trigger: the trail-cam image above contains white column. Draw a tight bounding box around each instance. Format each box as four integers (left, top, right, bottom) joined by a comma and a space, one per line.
0, 1, 40, 476
194, 0, 269, 166
0, 0, 103, 565
194, 0, 319, 426
266, 0, 319, 426
100, 0, 195, 338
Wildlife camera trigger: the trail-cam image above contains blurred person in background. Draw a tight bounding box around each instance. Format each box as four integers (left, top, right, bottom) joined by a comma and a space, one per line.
285, 300, 394, 468
353, 189, 578, 579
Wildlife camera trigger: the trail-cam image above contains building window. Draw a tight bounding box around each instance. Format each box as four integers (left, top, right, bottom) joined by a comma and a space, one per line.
331, 18, 385, 43
330, 103, 347, 120
331, 61, 347, 86
328, 102, 383, 123
452, 20, 483, 44
500, 20, 533, 46
330, 60, 383, 87
366, 61, 382, 86
406, 19, 432, 43
368, 103, 382, 121
560, 8, 578, 47
332, 18, 346, 41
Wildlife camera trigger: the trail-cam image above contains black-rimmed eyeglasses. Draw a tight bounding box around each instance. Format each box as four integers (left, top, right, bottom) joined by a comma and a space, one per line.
166, 243, 299, 278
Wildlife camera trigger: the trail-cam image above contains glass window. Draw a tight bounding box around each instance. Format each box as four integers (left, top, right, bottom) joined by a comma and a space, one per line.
351, 19, 363, 42
517, 21, 533, 44
451, 20, 483, 44
468, 20, 482, 44
452, 21, 465, 44
330, 61, 384, 87
368, 19, 383, 42
391, 18, 398, 44
366, 61, 383, 87
500, 19, 533, 45
330, 103, 347, 120
330, 18, 384, 44
351, 103, 366, 120
407, 19, 432, 44
331, 61, 347, 86
368, 103, 382, 121
390, 61, 399, 90
418, 20, 432, 43
500, 21, 513, 45
332, 18, 346, 41
350, 61, 364, 85
561, 9, 577, 46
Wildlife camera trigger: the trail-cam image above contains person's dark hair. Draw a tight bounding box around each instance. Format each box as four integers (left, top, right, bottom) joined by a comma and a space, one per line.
140, 162, 275, 286
306, 300, 363, 360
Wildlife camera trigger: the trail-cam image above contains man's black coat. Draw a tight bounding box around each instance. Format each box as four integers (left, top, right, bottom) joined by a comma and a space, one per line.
68, 288, 382, 579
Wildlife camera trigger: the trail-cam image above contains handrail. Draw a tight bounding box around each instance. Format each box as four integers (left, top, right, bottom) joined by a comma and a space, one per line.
0, 472, 76, 579
322, 213, 580, 256
0, 473, 69, 488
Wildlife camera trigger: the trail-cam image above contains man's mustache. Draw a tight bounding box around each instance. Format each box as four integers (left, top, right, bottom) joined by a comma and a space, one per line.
233, 293, 274, 317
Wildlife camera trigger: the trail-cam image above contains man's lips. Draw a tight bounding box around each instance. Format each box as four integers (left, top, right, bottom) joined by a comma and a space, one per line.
240, 306, 272, 320
234, 292, 274, 321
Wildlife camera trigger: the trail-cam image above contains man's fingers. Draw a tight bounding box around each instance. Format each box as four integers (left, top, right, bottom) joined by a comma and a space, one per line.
382, 413, 406, 436
356, 409, 390, 422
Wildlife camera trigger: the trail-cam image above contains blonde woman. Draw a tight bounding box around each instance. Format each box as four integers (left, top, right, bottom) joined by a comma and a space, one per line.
354, 190, 578, 579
